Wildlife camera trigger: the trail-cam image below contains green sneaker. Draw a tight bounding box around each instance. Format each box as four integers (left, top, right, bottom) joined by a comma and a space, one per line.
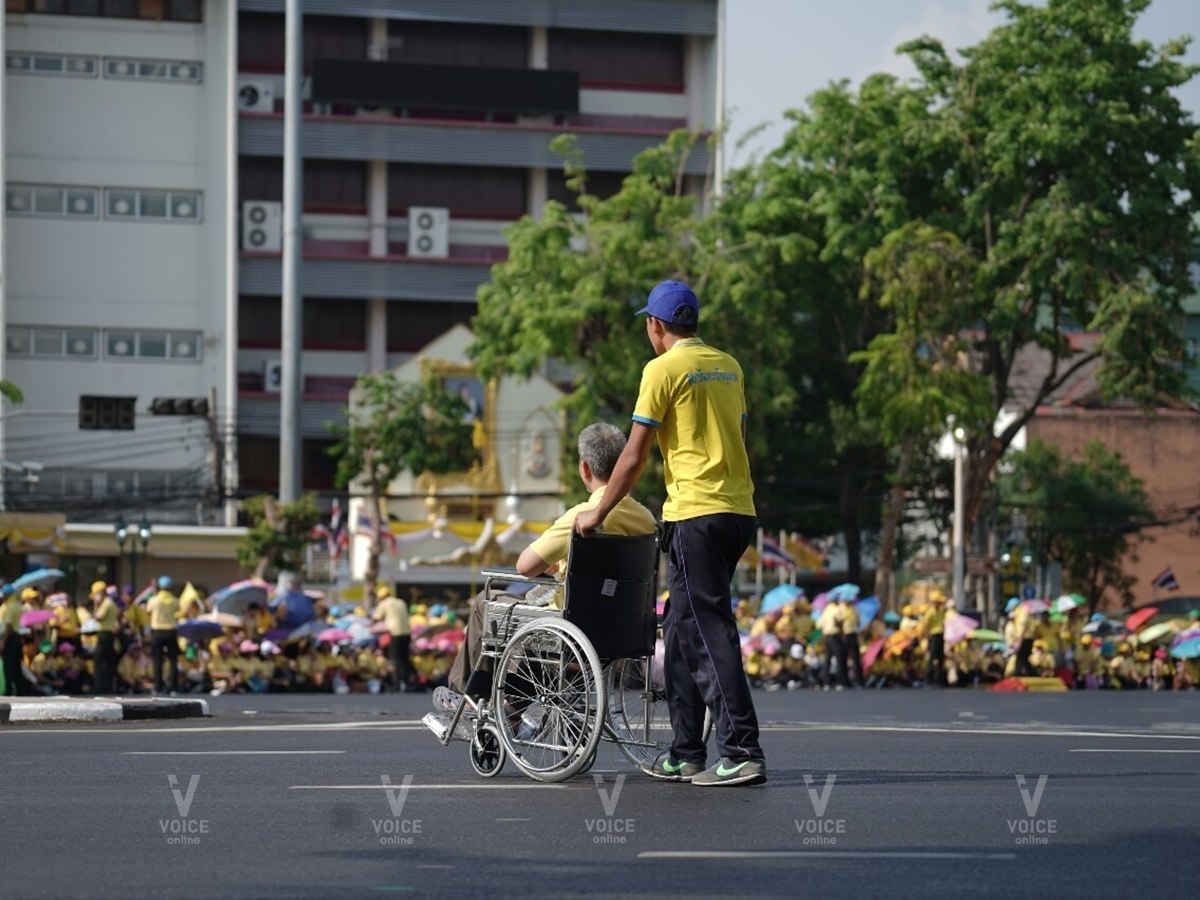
646, 751, 703, 782
691, 757, 767, 787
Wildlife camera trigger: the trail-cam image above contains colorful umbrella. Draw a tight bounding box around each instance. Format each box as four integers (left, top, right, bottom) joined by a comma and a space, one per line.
198, 612, 242, 628
20, 609, 55, 627
811, 593, 831, 614
1124, 606, 1160, 634
969, 629, 1005, 643
285, 621, 328, 644
317, 627, 353, 644
1054, 594, 1084, 613
11, 568, 65, 594
854, 596, 880, 631
210, 579, 273, 617
1170, 637, 1200, 660
862, 638, 886, 673
1136, 620, 1180, 644
944, 615, 976, 647
760, 584, 805, 614
1019, 599, 1051, 615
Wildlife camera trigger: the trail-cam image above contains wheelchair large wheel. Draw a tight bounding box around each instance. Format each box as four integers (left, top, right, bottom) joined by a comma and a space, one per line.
469, 723, 506, 779
494, 618, 605, 783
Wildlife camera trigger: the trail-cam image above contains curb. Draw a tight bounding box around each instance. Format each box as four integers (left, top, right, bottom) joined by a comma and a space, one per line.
1, 697, 210, 724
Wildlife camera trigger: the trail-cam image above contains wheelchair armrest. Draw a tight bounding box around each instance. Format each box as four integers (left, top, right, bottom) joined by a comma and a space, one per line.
479, 568, 558, 587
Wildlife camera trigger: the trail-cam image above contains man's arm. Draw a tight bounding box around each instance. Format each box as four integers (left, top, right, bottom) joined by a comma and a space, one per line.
515, 545, 554, 578
573, 422, 657, 537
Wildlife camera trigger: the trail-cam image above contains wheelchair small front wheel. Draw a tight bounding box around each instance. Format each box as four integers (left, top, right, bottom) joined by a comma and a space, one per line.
469, 723, 506, 778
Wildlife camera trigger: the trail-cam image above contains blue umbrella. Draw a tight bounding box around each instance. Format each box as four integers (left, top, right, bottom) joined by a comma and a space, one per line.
210, 579, 272, 617
855, 596, 880, 631
10, 568, 65, 594
271, 589, 316, 629
284, 621, 327, 644
1171, 637, 1200, 660
760, 584, 804, 613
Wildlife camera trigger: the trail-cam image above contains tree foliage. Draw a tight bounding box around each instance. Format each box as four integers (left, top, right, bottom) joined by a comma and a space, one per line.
328, 372, 477, 592
998, 439, 1152, 612
0, 381, 23, 404
236, 493, 322, 579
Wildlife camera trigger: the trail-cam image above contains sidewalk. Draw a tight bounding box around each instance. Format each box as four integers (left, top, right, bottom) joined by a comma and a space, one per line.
0, 695, 210, 724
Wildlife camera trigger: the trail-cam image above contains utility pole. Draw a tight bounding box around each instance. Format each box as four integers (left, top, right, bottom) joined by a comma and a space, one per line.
279, 0, 303, 502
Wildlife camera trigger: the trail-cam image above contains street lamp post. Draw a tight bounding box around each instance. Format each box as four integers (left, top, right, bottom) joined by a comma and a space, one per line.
114, 514, 152, 592
952, 425, 966, 609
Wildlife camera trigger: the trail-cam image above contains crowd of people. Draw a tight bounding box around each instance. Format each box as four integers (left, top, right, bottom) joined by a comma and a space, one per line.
733, 585, 1200, 692
0, 575, 465, 698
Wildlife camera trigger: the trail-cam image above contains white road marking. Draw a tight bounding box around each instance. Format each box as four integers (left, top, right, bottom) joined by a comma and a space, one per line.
1069, 748, 1200, 754
638, 851, 1016, 860
763, 724, 1200, 741
290, 783, 571, 791
124, 750, 346, 755
4, 721, 428, 735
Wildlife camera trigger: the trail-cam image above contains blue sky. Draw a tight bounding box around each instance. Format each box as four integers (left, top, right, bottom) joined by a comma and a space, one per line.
724, 0, 1200, 167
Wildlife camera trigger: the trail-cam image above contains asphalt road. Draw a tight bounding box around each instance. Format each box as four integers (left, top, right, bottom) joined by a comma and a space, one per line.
3, 688, 1198, 899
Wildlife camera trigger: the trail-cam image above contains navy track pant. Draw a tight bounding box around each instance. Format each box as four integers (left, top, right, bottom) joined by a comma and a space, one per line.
663, 513, 764, 763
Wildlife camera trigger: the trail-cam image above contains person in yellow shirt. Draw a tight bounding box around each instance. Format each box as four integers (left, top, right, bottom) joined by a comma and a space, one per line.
207, 641, 240, 695
93, 582, 121, 694
146, 576, 181, 694
440, 423, 655, 706
921, 595, 947, 687
839, 597, 863, 687
816, 598, 844, 688
1, 584, 30, 696
373, 585, 412, 692
117, 642, 154, 694
792, 601, 816, 644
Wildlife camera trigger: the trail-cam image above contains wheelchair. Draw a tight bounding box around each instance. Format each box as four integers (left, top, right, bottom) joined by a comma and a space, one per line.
427, 532, 682, 783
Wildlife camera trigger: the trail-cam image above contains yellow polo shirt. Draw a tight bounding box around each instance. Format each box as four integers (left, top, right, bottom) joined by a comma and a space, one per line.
922, 606, 946, 636
95, 598, 120, 633
147, 591, 180, 630
532, 486, 655, 608
372, 597, 410, 636
632, 338, 755, 521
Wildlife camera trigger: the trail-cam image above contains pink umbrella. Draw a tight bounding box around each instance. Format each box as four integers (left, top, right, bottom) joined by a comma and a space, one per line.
1019, 599, 1051, 615
370, 621, 390, 634
317, 628, 352, 643
21, 609, 55, 627
943, 615, 977, 647
862, 638, 886, 673
811, 593, 831, 614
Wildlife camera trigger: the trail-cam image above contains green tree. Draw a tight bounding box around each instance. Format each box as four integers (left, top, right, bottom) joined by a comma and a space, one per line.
236, 493, 322, 579
0, 381, 23, 404
893, 0, 1200, 537
328, 372, 476, 594
852, 223, 994, 606
999, 439, 1152, 612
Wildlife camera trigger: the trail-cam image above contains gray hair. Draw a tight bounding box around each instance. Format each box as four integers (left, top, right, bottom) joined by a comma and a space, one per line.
577, 423, 627, 480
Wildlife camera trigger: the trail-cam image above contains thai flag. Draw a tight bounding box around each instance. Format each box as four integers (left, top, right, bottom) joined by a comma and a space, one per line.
355, 509, 397, 554
1151, 567, 1180, 591
312, 499, 349, 560
760, 534, 796, 569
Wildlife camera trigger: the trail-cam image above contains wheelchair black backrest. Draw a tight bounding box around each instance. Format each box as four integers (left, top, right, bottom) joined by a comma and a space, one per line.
562, 531, 658, 661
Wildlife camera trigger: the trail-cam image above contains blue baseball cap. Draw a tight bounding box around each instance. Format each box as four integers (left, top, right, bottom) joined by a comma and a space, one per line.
635, 280, 699, 326
157, 575, 174, 590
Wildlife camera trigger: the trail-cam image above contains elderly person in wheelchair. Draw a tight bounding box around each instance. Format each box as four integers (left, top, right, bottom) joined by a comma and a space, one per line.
429, 423, 655, 729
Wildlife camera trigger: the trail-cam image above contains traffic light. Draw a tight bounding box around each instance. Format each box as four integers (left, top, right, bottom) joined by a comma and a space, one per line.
149, 397, 210, 416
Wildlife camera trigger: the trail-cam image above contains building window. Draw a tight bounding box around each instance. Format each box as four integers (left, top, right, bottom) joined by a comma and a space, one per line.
238, 296, 282, 348
548, 29, 684, 88
547, 170, 628, 211
387, 301, 476, 352
238, 13, 365, 69
5, 52, 98, 77
6, 0, 202, 21
238, 158, 366, 211
6, 184, 99, 219
387, 20, 527, 69
304, 298, 366, 350
104, 57, 203, 83
105, 188, 202, 222
388, 164, 527, 218
79, 396, 136, 431
6, 326, 99, 358
104, 329, 202, 361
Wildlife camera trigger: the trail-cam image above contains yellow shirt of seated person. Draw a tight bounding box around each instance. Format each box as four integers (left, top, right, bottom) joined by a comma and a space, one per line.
524, 485, 655, 609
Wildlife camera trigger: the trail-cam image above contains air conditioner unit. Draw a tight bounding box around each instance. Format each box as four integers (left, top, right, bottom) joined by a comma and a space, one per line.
242, 201, 282, 252
407, 206, 450, 258
263, 359, 283, 393
237, 79, 275, 113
